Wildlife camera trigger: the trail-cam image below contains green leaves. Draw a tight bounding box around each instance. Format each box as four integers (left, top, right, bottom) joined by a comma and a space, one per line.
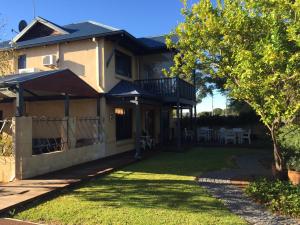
167, 0, 300, 134
246, 178, 300, 217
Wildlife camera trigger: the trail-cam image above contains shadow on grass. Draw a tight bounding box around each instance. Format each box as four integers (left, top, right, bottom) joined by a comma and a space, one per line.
72, 177, 225, 213
11, 147, 272, 221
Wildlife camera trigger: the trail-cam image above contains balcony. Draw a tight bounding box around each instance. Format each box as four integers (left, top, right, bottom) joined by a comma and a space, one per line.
134, 77, 196, 105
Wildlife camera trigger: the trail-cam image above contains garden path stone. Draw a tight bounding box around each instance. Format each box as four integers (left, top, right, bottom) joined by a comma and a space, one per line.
198, 154, 300, 225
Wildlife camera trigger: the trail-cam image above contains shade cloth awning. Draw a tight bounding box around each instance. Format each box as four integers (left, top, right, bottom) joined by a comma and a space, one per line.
0, 69, 98, 97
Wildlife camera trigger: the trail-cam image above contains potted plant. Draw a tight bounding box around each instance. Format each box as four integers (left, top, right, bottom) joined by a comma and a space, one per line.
287, 157, 300, 185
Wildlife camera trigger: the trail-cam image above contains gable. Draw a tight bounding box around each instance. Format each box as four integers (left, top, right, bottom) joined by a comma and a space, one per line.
12, 17, 69, 43
17, 22, 61, 42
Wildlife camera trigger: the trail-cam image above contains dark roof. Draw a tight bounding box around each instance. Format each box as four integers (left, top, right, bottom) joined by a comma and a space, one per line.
0, 17, 169, 53
106, 80, 158, 99
0, 69, 98, 97
138, 35, 178, 50
0, 69, 63, 84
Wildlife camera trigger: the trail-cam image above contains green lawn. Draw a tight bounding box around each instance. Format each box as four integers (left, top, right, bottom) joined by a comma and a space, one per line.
13, 147, 265, 225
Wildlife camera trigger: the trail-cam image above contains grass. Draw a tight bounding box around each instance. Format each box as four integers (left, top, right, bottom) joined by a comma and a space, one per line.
13, 147, 266, 225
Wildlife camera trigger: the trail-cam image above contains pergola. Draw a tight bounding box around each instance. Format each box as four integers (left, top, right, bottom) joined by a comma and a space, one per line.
0, 69, 99, 117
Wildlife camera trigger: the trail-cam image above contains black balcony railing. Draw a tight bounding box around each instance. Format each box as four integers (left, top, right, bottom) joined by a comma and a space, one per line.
135, 77, 196, 102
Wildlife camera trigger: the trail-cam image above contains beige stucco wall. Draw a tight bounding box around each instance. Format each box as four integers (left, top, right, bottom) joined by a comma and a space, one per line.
25, 99, 97, 118
103, 40, 138, 92
14, 116, 106, 179
0, 156, 15, 182
15, 39, 100, 91
0, 36, 169, 181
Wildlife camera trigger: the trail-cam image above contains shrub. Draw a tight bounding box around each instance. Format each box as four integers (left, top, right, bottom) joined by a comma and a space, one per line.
246, 178, 300, 217
277, 124, 300, 170
287, 157, 300, 172
0, 134, 13, 157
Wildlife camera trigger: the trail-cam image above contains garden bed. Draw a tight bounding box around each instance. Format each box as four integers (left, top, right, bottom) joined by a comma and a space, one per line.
246, 178, 300, 218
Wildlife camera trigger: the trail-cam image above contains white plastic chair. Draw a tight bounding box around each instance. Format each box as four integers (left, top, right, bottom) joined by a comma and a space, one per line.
197, 128, 209, 142
184, 128, 194, 141
224, 130, 236, 144
241, 129, 251, 144
218, 128, 227, 144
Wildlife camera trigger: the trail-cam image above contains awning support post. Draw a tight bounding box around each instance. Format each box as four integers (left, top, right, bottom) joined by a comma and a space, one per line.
15, 83, 24, 117
133, 97, 142, 159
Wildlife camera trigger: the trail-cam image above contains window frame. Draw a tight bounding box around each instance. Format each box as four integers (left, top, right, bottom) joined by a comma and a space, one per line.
18, 54, 27, 70
115, 50, 132, 78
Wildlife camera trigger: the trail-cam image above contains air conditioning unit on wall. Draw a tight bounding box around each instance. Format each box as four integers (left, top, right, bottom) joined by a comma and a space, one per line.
18, 68, 40, 74
42, 55, 57, 67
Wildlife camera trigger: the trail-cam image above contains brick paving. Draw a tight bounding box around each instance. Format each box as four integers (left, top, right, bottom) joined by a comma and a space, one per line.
198, 154, 300, 225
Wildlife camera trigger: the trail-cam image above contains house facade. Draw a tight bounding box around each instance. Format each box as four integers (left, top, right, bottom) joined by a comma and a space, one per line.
0, 17, 196, 182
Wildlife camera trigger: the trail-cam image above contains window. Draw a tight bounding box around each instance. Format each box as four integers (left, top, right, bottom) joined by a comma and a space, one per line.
115, 50, 132, 78
18, 55, 26, 69
115, 108, 132, 140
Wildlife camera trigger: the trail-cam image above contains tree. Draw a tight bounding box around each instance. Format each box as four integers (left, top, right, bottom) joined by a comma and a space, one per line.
0, 22, 14, 75
213, 108, 223, 116
166, 0, 300, 172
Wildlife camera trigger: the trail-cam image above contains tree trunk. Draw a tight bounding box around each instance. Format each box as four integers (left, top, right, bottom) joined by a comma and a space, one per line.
273, 142, 283, 172
270, 128, 285, 178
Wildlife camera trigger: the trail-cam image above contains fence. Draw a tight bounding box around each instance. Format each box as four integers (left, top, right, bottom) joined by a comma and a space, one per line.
32, 117, 68, 155
32, 117, 103, 155
75, 117, 103, 147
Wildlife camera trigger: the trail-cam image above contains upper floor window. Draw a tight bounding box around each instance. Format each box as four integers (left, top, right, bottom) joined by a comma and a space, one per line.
115, 50, 132, 78
18, 55, 26, 69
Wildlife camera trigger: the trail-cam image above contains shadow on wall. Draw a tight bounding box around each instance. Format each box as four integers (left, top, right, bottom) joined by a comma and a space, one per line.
62, 60, 85, 76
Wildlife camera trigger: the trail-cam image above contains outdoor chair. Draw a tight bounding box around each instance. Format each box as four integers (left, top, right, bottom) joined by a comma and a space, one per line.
197, 128, 210, 142
241, 129, 251, 144
224, 130, 236, 144
232, 128, 244, 144
184, 128, 194, 141
217, 128, 227, 144
140, 138, 146, 151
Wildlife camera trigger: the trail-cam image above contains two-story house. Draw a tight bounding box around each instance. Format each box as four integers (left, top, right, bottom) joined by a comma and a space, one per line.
0, 17, 195, 182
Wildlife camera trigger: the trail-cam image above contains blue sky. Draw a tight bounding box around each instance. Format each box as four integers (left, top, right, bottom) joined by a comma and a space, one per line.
0, 0, 225, 111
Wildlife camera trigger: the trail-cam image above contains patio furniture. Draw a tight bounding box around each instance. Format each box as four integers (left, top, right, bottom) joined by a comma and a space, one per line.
232, 128, 244, 144
217, 128, 227, 144
140, 138, 146, 151
241, 129, 251, 144
141, 135, 154, 150
197, 127, 212, 142
224, 130, 236, 144
184, 128, 194, 141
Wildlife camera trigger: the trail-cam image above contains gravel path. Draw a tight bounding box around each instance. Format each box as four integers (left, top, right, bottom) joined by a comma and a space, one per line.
198, 154, 300, 225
